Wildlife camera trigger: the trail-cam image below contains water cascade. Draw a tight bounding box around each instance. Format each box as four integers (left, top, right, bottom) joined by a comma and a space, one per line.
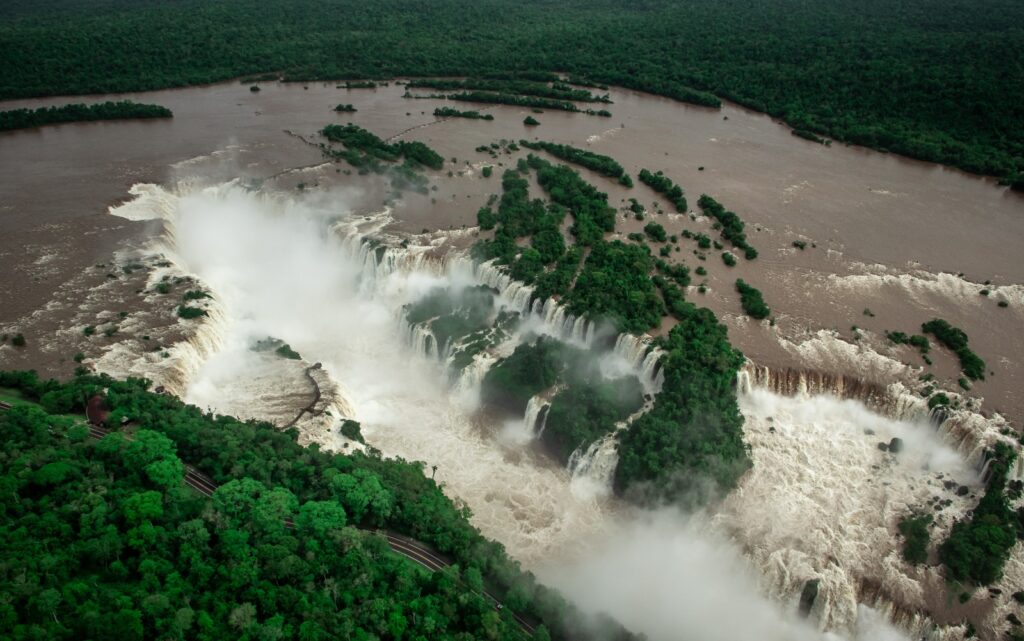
104, 180, 1009, 641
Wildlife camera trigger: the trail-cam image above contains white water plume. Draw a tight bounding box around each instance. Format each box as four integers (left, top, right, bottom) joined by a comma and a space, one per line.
107, 179, 994, 641
537, 509, 913, 641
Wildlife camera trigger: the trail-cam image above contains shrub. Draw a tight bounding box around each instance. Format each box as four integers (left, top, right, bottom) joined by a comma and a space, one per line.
644, 222, 667, 242
176, 305, 206, 320
275, 344, 301, 360
523, 116, 540, 126
927, 393, 950, 410
482, 165, 493, 178
637, 169, 686, 212
722, 252, 737, 267
898, 513, 932, 565
340, 419, 365, 443
922, 318, 985, 380
735, 279, 770, 319
11, 333, 26, 347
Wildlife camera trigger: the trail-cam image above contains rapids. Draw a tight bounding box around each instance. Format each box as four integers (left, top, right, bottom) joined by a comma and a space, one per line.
105, 180, 1014, 641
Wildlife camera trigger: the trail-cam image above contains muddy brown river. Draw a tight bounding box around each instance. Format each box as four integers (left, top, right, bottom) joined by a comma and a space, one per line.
3, 78, 1024, 641
1, 78, 1022, 418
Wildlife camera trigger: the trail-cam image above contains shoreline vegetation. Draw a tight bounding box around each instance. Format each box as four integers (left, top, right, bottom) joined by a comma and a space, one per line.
0, 101, 172, 131
0, 0, 1021, 181
0, 370, 637, 641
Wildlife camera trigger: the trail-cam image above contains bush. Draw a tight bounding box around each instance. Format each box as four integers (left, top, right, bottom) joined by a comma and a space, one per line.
898, 513, 932, 565
735, 279, 770, 319
520, 140, 627, 182
176, 305, 206, 319
922, 318, 986, 380
340, 419, 366, 443
523, 116, 540, 126
644, 222, 667, 242
482, 165, 493, 178
637, 169, 686, 212
722, 252, 737, 266
11, 333, 26, 347
698, 194, 757, 260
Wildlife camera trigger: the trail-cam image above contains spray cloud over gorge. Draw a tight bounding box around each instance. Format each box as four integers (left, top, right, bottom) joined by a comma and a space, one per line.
96, 179, 1008, 640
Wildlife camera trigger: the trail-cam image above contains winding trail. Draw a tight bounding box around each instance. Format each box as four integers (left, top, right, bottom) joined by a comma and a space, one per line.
55, 408, 536, 636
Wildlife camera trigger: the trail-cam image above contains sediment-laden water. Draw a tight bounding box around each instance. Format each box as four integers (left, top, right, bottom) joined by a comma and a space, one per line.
94, 179, 1019, 640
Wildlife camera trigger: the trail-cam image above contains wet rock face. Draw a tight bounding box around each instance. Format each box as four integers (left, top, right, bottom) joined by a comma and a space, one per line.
798, 579, 820, 618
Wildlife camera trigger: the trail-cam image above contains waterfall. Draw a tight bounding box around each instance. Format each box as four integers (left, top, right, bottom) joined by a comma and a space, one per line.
739, 361, 1019, 479
402, 319, 437, 359
568, 432, 621, 499
613, 333, 665, 392
522, 395, 550, 438
535, 404, 551, 438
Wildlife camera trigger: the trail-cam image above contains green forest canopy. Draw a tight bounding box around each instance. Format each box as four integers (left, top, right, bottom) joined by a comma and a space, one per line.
0, 0, 1022, 179
0, 370, 637, 641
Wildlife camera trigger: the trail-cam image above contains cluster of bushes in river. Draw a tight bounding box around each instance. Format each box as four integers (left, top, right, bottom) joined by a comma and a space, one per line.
519, 140, 631, 186
638, 170, 687, 212
735, 279, 770, 319
697, 194, 757, 260
433, 106, 493, 120
4, 0, 1023, 180
0, 101, 172, 131
921, 318, 986, 380
447, 91, 585, 114
321, 123, 444, 171
0, 370, 644, 641
408, 78, 609, 103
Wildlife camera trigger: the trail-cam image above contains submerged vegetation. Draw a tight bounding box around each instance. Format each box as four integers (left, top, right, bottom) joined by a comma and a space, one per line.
921, 319, 986, 381
638, 170, 686, 213
433, 106, 493, 120
409, 78, 609, 103
0, 370, 636, 641
519, 140, 630, 186
697, 195, 757, 260
0, 101, 172, 131
735, 279, 770, 319
321, 123, 444, 171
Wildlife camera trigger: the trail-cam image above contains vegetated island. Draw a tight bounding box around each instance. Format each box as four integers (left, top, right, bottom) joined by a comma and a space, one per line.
434, 106, 494, 120
0, 101, 173, 132
520, 140, 632, 186
320, 123, 443, 193
0, 370, 639, 641
468, 152, 750, 506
